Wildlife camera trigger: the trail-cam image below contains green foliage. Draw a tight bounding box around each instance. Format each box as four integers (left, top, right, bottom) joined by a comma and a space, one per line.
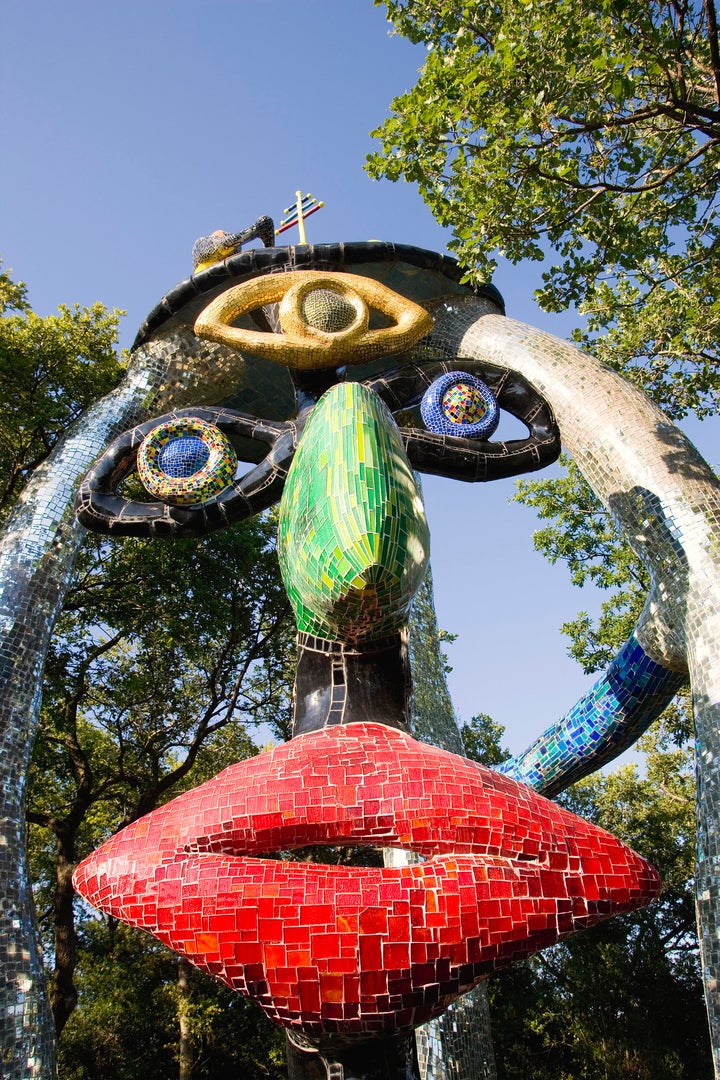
489, 714, 712, 1078
369, 0, 720, 417
369, 0, 720, 746
514, 456, 649, 671
0, 262, 125, 520
38, 521, 286, 760
57, 923, 286, 1080
29, 512, 294, 892
57, 923, 179, 1080
460, 712, 510, 767
27, 512, 295, 1048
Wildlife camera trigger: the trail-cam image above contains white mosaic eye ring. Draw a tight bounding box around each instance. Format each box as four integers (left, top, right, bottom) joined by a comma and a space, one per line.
137, 417, 237, 506
420, 371, 500, 440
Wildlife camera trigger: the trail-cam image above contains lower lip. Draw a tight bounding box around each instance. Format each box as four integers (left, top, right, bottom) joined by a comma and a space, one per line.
74, 722, 660, 1035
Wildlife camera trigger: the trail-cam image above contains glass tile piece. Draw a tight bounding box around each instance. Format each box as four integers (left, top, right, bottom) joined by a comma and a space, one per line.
278, 383, 430, 642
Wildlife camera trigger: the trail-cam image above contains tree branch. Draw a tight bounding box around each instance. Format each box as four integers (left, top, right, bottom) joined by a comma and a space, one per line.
705, 0, 720, 105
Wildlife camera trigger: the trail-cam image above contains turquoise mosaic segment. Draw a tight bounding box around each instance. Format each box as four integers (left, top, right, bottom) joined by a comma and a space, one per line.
498, 634, 685, 796
278, 382, 430, 642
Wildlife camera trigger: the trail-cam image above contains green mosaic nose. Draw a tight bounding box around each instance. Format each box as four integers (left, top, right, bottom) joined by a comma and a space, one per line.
278, 382, 430, 643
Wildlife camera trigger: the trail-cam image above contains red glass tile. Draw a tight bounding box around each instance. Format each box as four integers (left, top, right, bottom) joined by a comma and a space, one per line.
74, 722, 661, 1037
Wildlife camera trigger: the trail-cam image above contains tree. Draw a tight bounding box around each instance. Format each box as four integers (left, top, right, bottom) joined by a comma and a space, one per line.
368, 0, 720, 419
460, 713, 510, 768
0, 263, 125, 521
27, 515, 295, 1047
55, 922, 286, 1080
513, 456, 651, 673
487, 716, 712, 1078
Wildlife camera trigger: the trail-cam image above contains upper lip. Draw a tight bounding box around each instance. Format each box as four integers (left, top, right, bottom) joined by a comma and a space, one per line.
74, 722, 660, 1034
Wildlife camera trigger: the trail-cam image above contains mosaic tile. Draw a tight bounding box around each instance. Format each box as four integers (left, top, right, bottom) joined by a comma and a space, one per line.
73, 722, 660, 1037
137, 416, 237, 505
404, 567, 496, 1078
277, 382, 429, 643
7, 235, 720, 1078
195, 270, 433, 372
192, 215, 275, 273
498, 635, 686, 795
420, 371, 499, 441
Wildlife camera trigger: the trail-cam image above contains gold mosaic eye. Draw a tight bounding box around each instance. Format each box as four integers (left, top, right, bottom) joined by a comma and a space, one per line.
193, 270, 433, 370
300, 287, 359, 333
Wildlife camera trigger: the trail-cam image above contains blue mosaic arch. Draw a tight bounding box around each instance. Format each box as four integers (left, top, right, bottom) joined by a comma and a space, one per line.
498, 634, 686, 796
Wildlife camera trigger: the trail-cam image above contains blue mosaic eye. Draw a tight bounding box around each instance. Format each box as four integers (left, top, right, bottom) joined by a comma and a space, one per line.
137, 418, 237, 506
158, 436, 211, 478
420, 372, 500, 439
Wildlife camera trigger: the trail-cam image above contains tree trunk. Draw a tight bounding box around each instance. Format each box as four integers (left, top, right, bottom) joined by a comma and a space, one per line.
177, 956, 194, 1080
50, 844, 78, 1037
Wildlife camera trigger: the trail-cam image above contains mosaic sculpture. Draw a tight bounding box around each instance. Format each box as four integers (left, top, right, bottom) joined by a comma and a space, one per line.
1, 224, 718, 1078
406, 569, 497, 1078
69, 240, 674, 1079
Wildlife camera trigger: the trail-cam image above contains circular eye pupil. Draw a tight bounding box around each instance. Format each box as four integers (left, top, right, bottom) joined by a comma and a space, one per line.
420, 371, 500, 440
442, 382, 488, 424
301, 288, 356, 333
158, 436, 211, 478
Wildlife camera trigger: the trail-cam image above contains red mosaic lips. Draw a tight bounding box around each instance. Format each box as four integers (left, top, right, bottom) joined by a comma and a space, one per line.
73, 722, 660, 1035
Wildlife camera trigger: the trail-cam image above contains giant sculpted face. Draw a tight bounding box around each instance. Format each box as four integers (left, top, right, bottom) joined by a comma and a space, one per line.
73, 241, 676, 1041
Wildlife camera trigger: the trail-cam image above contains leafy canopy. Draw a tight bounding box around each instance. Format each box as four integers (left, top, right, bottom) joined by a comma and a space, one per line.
0, 262, 125, 521
514, 456, 651, 672
458, 703, 711, 1077
369, 0, 720, 417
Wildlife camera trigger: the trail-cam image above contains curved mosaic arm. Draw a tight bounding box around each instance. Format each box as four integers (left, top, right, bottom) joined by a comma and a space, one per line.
426, 296, 720, 1064
75, 407, 299, 538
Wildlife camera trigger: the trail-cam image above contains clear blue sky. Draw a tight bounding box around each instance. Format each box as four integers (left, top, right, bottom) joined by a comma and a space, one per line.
3, 1, 716, 755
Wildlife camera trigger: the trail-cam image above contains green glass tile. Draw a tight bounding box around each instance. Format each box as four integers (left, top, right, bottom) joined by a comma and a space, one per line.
278, 382, 429, 642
